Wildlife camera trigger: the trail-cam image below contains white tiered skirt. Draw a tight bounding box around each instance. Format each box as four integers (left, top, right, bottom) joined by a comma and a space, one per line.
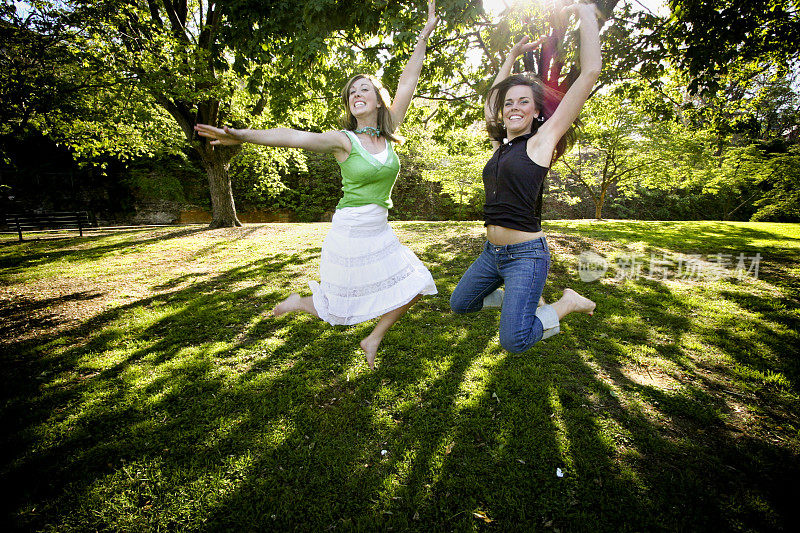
309, 204, 437, 325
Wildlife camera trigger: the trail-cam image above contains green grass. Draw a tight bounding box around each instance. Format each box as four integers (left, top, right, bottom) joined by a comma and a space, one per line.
1, 220, 799, 531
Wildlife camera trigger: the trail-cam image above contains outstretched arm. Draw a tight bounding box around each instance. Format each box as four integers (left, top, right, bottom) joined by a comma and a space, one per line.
484, 35, 545, 149
389, 0, 440, 127
194, 124, 349, 156
535, 3, 602, 151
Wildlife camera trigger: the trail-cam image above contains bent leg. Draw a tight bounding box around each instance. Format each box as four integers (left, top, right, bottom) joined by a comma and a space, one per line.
361, 295, 421, 370
497, 248, 554, 353
450, 244, 502, 314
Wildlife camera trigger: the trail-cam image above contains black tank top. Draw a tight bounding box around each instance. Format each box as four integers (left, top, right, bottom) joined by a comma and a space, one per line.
482, 132, 548, 233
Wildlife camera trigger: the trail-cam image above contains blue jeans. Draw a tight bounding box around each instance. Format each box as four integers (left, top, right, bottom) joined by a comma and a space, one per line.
450, 237, 560, 352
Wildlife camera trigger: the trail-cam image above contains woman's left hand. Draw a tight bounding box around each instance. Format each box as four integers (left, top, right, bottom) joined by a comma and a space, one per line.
420, 0, 440, 40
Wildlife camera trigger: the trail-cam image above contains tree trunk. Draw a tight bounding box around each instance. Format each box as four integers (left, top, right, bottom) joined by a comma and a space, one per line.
595, 188, 606, 220
198, 145, 241, 228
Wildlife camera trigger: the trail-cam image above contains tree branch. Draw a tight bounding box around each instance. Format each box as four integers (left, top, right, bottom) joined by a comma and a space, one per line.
145, 0, 163, 27
562, 144, 600, 203
416, 91, 478, 101
154, 94, 194, 141
472, 31, 499, 71
422, 108, 439, 129
162, 0, 190, 43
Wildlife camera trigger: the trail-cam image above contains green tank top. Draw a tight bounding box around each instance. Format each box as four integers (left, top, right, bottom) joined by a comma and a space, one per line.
336, 130, 401, 210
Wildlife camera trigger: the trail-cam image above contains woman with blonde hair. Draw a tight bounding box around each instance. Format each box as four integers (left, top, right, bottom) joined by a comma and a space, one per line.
195, 2, 440, 369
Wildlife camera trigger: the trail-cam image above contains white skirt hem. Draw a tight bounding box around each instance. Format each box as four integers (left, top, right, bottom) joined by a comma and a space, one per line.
309, 204, 437, 326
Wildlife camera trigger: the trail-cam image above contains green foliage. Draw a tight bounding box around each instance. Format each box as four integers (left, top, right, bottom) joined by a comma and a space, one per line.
393, 123, 489, 220
0, 3, 177, 166
125, 169, 186, 204
52, 0, 487, 226
226, 120, 493, 222
605, 185, 739, 221
665, 0, 800, 95
551, 64, 800, 222
232, 150, 343, 222
284, 151, 343, 222
229, 145, 307, 205
552, 90, 653, 218
0, 4, 87, 136
750, 144, 800, 222
4, 0, 797, 225
419, 124, 492, 208
51, 94, 184, 165
124, 154, 208, 206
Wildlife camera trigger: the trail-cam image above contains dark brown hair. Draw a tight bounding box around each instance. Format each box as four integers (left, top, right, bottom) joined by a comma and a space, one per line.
485, 73, 576, 164
340, 74, 404, 144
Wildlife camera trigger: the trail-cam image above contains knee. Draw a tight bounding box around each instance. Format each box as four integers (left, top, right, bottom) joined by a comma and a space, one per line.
499, 333, 537, 354
449, 293, 470, 314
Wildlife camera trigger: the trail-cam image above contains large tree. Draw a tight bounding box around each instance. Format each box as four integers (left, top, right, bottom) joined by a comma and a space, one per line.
7, 0, 667, 225
63, 0, 481, 227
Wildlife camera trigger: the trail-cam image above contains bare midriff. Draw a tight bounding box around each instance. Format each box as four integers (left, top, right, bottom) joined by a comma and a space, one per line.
486, 224, 545, 246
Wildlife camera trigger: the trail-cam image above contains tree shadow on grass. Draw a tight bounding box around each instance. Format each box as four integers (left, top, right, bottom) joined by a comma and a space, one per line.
345, 228, 797, 530
3, 226, 482, 530
2, 224, 798, 531
192, 233, 499, 529
0, 290, 104, 339
0, 227, 213, 270
713, 288, 800, 390
536, 246, 799, 531
412, 260, 800, 531
196, 230, 799, 531
1, 246, 324, 528
195, 308, 499, 530
545, 220, 800, 252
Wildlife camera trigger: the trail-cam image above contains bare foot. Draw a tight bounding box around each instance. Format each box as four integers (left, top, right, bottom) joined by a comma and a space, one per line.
360, 336, 381, 370
272, 293, 301, 317
563, 288, 596, 315
538, 296, 546, 307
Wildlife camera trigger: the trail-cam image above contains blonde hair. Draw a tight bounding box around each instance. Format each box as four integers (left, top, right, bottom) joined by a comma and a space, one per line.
340, 74, 404, 144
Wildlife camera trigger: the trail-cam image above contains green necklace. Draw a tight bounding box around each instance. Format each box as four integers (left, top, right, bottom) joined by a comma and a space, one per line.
353, 126, 381, 137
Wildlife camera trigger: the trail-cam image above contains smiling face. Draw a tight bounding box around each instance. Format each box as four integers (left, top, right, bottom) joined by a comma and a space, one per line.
340, 74, 398, 138
348, 77, 381, 118
502, 84, 539, 137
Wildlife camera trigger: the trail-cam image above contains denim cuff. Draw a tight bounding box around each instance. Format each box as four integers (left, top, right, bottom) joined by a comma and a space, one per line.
482, 288, 504, 309
537, 304, 560, 340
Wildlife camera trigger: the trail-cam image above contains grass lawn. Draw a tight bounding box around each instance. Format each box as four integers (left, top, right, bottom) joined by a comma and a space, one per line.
1, 220, 798, 531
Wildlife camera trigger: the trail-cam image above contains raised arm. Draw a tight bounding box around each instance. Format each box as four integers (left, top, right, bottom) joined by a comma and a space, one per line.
535, 3, 602, 150
484, 35, 544, 149
194, 124, 349, 157
389, 0, 439, 127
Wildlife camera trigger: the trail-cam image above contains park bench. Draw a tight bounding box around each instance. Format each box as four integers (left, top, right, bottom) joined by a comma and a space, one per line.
5, 211, 91, 242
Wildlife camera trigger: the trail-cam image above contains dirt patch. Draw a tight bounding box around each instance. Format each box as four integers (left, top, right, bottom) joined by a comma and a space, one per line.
620, 365, 681, 391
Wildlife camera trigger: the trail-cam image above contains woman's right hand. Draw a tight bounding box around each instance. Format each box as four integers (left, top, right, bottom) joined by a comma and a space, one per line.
194, 124, 244, 146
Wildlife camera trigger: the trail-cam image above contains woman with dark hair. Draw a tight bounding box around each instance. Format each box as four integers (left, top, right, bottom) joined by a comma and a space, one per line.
195, 2, 439, 370
449, 2, 600, 353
